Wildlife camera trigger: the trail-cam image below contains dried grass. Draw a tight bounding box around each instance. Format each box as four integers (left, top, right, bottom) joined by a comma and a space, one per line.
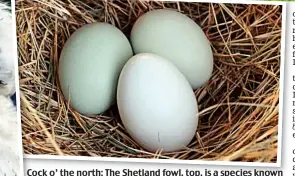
16, 0, 282, 163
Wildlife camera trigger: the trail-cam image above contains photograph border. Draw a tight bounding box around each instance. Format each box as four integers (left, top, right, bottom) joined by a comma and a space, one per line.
10, 0, 25, 175
20, 0, 287, 168
277, 0, 287, 169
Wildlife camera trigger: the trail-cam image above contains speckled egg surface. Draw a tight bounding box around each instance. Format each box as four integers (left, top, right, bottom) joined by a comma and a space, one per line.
131, 9, 214, 89
117, 53, 198, 152
58, 22, 133, 115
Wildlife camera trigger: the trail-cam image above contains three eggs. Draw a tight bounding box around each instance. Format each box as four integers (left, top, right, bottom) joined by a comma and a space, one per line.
58, 9, 213, 153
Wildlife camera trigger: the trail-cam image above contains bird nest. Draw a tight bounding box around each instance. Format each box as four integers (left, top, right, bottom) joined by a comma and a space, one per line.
16, 0, 283, 163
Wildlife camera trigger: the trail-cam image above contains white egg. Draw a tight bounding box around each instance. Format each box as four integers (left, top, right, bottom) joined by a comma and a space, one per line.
117, 53, 198, 152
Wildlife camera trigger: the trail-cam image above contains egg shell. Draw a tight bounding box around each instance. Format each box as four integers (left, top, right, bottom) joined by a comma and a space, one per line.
117, 53, 198, 152
58, 22, 133, 115
131, 9, 213, 89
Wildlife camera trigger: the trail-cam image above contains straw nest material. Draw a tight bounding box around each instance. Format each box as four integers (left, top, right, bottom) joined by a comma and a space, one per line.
16, 0, 282, 162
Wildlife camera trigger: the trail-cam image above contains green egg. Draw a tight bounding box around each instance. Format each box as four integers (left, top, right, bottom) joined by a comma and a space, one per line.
58, 22, 133, 115
131, 9, 214, 89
